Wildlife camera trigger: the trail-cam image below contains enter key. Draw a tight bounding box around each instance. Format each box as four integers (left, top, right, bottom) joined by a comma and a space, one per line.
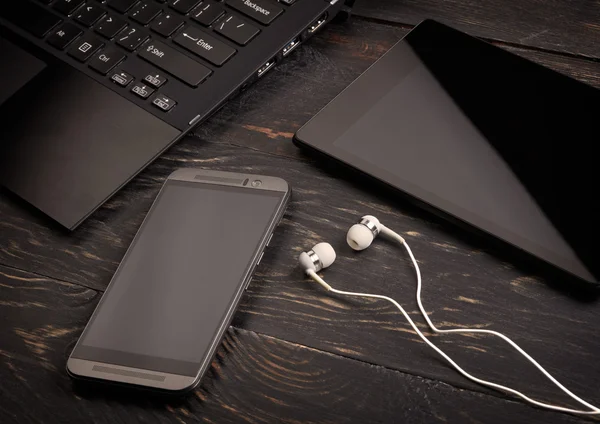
173, 26, 236, 66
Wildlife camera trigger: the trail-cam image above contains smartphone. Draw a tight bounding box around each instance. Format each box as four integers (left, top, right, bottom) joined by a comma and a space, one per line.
67, 169, 290, 392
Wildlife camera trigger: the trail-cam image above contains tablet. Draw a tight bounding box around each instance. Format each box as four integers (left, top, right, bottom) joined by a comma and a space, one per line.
294, 20, 600, 285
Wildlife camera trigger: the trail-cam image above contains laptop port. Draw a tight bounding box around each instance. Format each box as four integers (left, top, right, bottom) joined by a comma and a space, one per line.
282, 37, 301, 57
308, 13, 328, 34
257, 58, 276, 78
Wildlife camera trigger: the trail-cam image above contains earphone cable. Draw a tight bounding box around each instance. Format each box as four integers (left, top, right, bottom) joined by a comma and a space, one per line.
307, 232, 600, 415
395, 231, 600, 414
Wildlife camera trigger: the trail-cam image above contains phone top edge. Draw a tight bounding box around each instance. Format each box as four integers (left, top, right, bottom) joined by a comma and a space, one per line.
167, 168, 290, 193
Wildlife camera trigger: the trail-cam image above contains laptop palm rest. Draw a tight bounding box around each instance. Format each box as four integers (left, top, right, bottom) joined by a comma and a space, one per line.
0, 36, 181, 229
0, 36, 47, 103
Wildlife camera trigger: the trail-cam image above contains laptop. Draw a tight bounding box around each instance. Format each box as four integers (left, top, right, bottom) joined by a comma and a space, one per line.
0, 0, 351, 230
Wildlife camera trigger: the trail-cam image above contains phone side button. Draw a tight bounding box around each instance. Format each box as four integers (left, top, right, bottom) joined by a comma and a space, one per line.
266, 234, 273, 246
257, 252, 264, 265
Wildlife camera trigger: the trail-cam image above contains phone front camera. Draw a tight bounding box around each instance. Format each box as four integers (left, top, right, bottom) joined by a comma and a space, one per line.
251, 180, 262, 187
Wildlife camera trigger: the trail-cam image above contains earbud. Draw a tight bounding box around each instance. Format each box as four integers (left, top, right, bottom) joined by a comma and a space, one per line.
347, 215, 405, 250
299, 242, 336, 273
346, 215, 382, 250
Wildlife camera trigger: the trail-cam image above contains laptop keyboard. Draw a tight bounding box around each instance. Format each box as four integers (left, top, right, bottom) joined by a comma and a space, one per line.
1, 0, 291, 113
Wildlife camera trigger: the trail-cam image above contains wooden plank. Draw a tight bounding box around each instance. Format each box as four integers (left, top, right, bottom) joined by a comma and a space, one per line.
1, 15, 598, 290
501, 44, 600, 89
0, 19, 409, 289
3, 21, 596, 260
1, 16, 599, 415
0, 266, 589, 424
0, 10, 598, 272
197, 19, 599, 161
352, 0, 600, 59
2, 137, 600, 409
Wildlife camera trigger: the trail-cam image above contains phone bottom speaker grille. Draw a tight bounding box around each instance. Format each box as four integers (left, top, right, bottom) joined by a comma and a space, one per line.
92, 365, 166, 382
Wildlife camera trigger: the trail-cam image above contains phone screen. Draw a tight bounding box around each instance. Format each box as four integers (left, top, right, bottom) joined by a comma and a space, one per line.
71, 179, 285, 376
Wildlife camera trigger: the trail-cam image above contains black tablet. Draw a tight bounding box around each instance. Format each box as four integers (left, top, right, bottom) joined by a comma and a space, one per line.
294, 20, 600, 285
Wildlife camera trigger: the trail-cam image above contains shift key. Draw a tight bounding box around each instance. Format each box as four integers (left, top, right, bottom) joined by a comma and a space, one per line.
138, 40, 211, 87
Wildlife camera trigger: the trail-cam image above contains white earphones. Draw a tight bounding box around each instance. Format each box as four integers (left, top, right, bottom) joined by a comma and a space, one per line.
298, 215, 600, 416
298, 242, 336, 272
346, 215, 405, 250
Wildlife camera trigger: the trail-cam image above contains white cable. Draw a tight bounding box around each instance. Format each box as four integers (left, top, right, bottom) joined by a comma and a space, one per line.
307, 232, 600, 415
393, 231, 599, 415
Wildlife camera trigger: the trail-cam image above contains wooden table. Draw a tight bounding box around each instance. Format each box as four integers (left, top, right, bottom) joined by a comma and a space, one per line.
2, 1, 599, 423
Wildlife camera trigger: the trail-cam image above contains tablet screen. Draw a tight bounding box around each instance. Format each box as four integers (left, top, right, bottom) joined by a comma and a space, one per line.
296, 20, 599, 283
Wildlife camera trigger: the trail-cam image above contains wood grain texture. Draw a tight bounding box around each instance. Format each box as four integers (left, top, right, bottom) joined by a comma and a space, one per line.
353, 0, 600, 59
500, 44, 600, 89
197, 18, 600, 163
1, 18, 598, 288
2, 137, 600, 412
1, 2, 600, 423
0, 266, 590, 424
0, 20, 407, 289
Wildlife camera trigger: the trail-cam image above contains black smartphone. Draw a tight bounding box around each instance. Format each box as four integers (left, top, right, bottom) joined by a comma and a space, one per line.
67, 169, 291, 392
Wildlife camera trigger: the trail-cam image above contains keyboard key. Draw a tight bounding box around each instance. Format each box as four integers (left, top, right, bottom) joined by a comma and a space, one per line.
53, 0, 85, 15
215, 15, 259, 46
0, 1, 62, 38
138, 39, 211, 87
168, 0, 201, 14
226, 0, 283, 25
143, 73, 167, 88
173, 27, 236, 66
116, 27, 148, 51
95, 15, 128, 39
151, 93, 176, 111
111, 70, 134, 86
74, 4, 106, 27
89, 47, 126, 74
107, 0, 138, 13
131, 82, 155, 99
191, 0, 224, 26
68, 34, 104, 62
47, 23, 82, 50
130, 2, 162, 25
150, 13, 184, 37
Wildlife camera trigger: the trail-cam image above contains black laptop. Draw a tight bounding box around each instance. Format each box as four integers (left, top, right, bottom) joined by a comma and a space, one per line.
0, 0, 350, 229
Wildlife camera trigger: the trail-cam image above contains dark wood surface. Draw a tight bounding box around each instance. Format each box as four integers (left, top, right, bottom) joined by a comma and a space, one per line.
1, 1, 599, 423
